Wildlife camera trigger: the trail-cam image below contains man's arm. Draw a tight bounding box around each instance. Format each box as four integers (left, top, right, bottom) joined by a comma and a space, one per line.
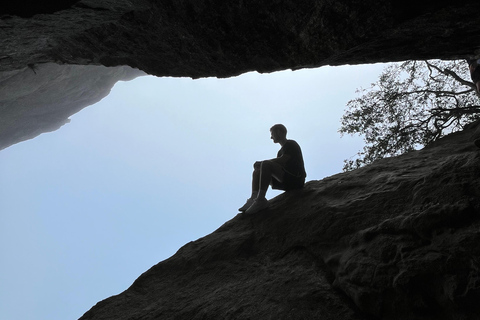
254, 154, 291, 168
268, 154, 291, 166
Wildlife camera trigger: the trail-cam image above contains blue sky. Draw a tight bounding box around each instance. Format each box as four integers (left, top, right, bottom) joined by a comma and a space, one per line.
0, 63, 386, 320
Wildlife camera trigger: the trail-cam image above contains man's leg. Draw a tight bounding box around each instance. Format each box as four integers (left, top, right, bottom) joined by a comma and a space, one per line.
256, 160, 284, 200
245, 160, 284, 214
238, 162, 262, 211
251, 161, 261, 197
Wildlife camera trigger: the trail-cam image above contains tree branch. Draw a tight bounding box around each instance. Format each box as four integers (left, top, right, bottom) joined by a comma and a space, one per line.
425, 60, 476, 89
400, 89, 474, 96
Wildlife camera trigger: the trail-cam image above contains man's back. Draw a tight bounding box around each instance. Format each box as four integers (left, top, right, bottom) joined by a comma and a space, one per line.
277, 139, 306, 178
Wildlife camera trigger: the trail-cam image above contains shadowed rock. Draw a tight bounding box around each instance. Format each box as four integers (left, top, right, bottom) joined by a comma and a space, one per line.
1, 0, 480, 76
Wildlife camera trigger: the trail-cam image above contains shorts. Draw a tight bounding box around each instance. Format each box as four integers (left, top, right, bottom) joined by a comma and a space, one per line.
271, 171, 305, 191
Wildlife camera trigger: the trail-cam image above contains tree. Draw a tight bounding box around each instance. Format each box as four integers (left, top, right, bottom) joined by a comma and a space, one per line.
339, 60, 480, 171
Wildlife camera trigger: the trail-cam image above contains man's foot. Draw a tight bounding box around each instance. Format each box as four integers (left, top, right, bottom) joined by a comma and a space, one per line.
238, 197, 256, 212
244, 198, 269, 214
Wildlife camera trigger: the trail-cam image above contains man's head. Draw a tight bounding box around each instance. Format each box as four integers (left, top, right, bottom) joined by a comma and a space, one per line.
270, 124, 287, 143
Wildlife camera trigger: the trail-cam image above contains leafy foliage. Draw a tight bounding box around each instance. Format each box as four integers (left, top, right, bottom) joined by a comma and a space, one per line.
340, 60, 480, 171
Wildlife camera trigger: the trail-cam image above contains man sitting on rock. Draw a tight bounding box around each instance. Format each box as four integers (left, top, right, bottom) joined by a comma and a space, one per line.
239, 124, 306, 214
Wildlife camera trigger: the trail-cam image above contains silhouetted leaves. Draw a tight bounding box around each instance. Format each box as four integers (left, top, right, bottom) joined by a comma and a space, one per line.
340, 60, 480, 171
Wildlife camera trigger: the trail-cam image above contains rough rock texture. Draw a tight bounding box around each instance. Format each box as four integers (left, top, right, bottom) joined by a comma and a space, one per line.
2, 0, 480, 77
2, 0, 480, 149
80, 122, 480, 319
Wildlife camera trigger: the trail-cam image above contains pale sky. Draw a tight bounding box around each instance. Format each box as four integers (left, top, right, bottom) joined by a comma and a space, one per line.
0, 63, 386, 320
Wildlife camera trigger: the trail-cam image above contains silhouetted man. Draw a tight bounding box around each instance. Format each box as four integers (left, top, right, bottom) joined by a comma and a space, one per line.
239, 124, 306, 214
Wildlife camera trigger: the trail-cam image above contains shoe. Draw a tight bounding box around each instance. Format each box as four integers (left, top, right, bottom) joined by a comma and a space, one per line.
238, 197, 255, 212
244, 198, 269, 214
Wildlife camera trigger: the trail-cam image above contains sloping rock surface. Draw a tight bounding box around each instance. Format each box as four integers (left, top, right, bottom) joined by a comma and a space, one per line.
80, 122, 480, 319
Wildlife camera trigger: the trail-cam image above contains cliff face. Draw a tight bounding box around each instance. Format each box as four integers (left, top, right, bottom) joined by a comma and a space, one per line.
80, 121, 480, 320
